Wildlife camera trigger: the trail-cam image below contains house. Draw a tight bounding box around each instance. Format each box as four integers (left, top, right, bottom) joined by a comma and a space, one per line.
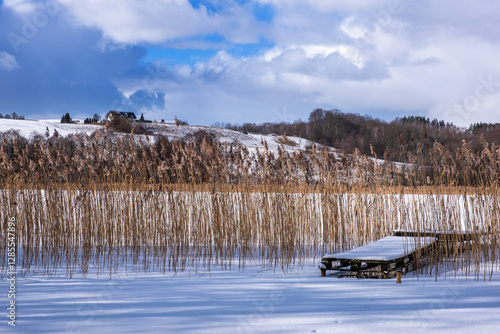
118, 112, 137, 119
106, 111, 137, 122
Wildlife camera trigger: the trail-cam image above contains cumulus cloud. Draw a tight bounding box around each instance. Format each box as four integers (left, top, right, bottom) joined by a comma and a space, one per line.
255, 0, 384, 13
2, 0, 38, 14
214, 0, 500, 125
111, 46, 391, 124
0, 51, 19, 71
57, 0, 264, 45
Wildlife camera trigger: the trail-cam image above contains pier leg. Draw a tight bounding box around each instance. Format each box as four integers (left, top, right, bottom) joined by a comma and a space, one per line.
381, 263, 389, 279
396, 271, 402, 283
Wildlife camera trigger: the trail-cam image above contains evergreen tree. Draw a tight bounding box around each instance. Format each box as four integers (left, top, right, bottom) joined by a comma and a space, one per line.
61, 113, 72, 123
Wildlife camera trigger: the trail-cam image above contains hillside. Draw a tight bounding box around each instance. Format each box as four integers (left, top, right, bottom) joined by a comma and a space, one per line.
0, 118, 338, 156
0, 119, 100, 139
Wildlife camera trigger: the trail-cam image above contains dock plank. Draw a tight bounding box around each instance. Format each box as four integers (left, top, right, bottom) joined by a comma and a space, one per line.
322, 236, 437, 262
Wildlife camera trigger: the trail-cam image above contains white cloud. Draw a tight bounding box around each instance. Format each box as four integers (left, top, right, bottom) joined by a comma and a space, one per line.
264, 44, 364, 68
3, 0, 38, 14
57, 0, 262, 45
0, 52, 19, 71
112, 45, 387, 124
255, 0, 385, 13
116, 22, 500, 126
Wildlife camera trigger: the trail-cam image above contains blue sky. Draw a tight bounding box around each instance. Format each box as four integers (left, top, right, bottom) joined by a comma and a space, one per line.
1, 0, 500, 126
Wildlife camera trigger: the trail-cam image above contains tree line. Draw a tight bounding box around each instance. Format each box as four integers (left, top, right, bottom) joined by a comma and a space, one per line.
218, 109, 500, 163
0, 112, 24, 120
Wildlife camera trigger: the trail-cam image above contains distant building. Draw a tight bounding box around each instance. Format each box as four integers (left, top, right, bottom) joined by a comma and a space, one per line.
107, 111, 137, 122
118, 112, 137, 119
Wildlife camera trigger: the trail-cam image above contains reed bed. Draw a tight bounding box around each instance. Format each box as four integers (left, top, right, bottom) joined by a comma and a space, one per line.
0, 129, 499, 280
1, 187, 498, 280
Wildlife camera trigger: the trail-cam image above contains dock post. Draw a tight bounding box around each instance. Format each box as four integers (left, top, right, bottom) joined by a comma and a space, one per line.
396, 271, 402, 283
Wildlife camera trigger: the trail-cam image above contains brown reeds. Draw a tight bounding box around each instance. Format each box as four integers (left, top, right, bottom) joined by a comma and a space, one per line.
0, 129, 499, 280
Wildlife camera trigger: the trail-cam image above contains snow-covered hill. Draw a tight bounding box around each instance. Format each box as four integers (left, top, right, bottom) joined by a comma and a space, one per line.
0, 119, 100, 139
0, 118, 338, 155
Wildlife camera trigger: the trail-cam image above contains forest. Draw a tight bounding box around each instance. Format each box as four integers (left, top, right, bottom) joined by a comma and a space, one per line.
219, 109, 500, 163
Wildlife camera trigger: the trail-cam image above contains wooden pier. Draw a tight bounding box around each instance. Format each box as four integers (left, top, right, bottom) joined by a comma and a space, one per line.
319, 235, 438, 278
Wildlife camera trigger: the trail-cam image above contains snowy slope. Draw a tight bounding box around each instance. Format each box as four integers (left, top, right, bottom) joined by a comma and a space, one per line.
0, 119, 337, 155
147, 122, 330, 155
0, 119, 101, 139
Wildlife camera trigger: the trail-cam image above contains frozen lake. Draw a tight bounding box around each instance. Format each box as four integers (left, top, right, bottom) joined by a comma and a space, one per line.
1, 260, 499, 334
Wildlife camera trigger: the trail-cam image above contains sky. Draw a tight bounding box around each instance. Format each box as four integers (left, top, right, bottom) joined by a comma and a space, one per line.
1, 0, 500, 127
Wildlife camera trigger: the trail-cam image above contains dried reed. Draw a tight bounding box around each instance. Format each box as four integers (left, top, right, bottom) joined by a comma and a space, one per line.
0, 129, 498, 280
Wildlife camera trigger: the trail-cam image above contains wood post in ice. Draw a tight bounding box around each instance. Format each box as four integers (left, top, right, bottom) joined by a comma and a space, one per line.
396, 271, 402, 283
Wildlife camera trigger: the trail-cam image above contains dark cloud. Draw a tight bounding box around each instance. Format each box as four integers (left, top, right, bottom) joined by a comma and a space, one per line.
111, 90, 166, 116
0, 5, 146, 119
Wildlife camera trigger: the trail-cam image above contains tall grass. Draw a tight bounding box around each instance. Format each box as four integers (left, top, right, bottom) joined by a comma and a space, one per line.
0, 129, 499, 280
1, 187, 498, 280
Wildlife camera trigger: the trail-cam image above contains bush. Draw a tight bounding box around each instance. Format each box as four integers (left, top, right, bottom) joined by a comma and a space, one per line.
105, 111, 151, 134
105, 111, 133, 133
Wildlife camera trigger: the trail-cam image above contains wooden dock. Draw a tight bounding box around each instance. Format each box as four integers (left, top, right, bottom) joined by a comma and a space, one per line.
319, 236, 438, 278
392, 229, 480, 241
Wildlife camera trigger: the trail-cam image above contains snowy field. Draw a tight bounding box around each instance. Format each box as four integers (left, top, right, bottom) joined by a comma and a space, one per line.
0, 118, 329, 156
1, 261, 500, 334
0, 119, 101, 139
